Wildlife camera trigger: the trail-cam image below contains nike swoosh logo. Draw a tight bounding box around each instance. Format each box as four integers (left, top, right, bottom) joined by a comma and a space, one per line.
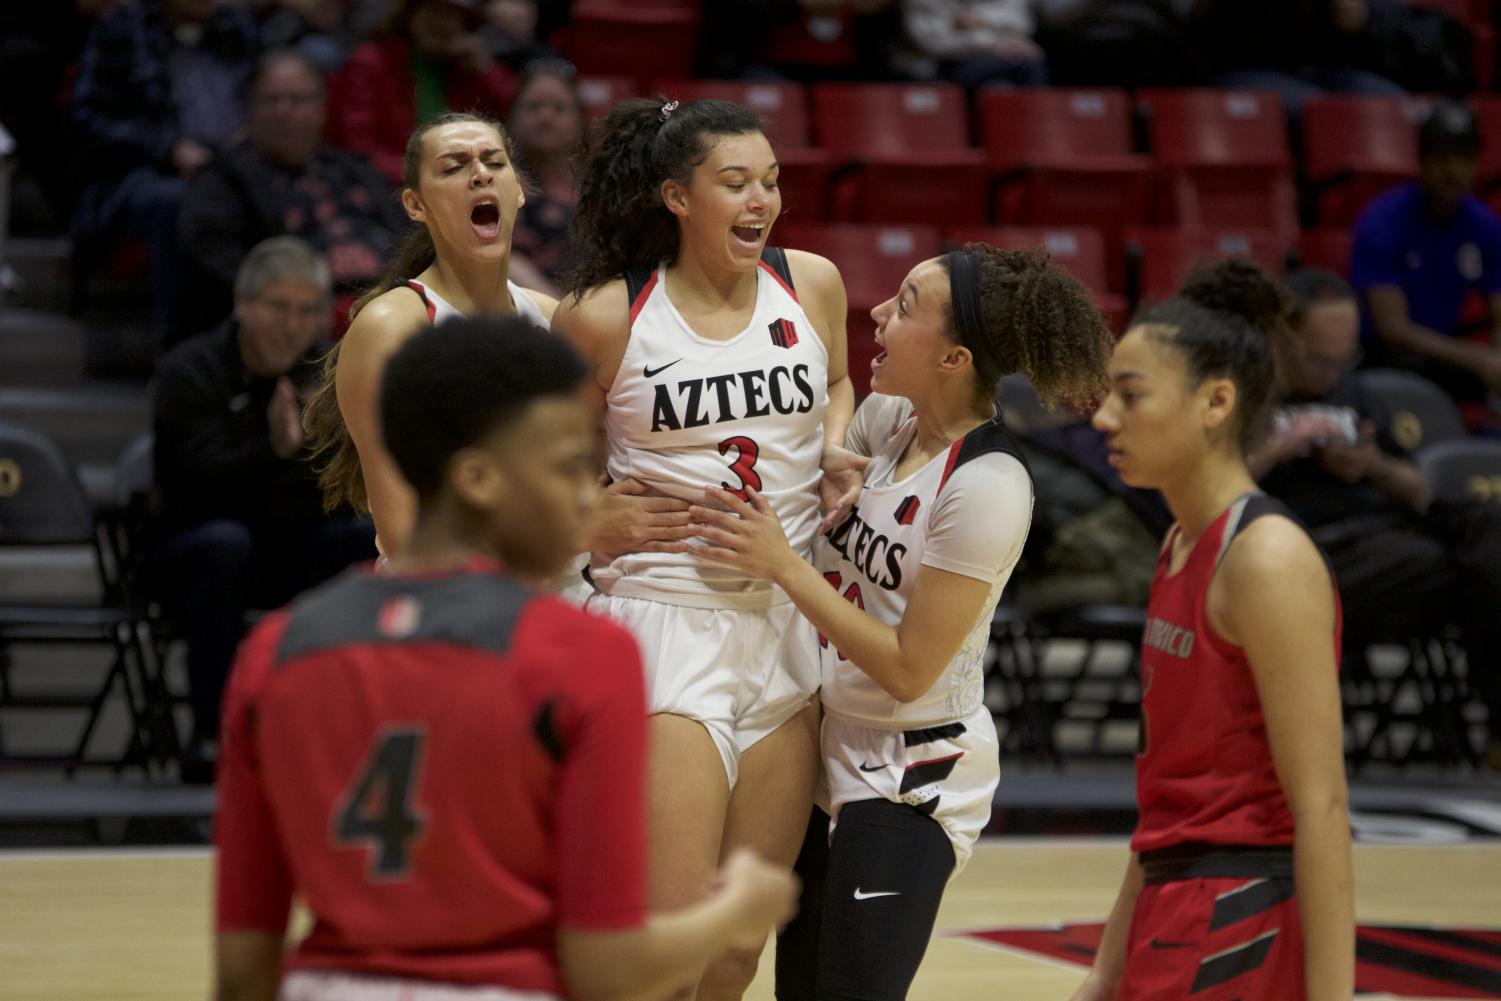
643, 360, 683, 378
853, 888, 900, 900
1149, 938, 1194, 950
858, 762, 889, 772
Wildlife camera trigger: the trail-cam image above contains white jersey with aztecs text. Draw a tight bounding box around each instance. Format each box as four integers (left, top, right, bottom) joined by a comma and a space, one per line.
593, 255, 829, 608
817, 413, 1033, 727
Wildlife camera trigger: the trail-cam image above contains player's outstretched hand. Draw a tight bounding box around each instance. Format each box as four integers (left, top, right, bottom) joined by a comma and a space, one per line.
716, 848, 800, 952
819, 445, 870, 533
688, 486, 799, 584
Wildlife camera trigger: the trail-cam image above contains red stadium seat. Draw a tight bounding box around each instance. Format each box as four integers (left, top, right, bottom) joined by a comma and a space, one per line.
944, 225, 1129, 332
775, 222, 943, 394
978, 88, 1152, 292
565, 5, 699, 84
651, 79, 812, 148
1302, 95, 1425, 227
810, 83, 988, 227
1296, 229, 1354, 276
1138, 89, 1297, 236
651, 79, 832, 221
575, 75, 637, 120
1127, 227, 1287, 306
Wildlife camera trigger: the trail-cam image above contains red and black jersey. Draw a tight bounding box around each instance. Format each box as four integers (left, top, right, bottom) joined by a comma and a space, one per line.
215, 558, 647, 994
1132, 494, 1342, 854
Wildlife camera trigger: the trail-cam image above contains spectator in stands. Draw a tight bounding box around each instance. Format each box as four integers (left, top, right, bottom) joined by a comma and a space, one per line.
151, 237, 376, 782
1255, 269, 1501, 770
1034, 0, 1195, 89
71, 0, 260, 349
1196, 0, 1404, 122
331, 0, 518, 186
0, 6, 95, 233
481, 0, 557, 72
895, 0, 1048, 87
507, 60, 581, 292
1352, 101, 1501, 423
178, 49, 408, 337
254, 0, 396, 71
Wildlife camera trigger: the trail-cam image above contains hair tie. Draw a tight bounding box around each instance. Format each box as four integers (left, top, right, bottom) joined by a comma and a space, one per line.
948, 250, 1002, 384
658, 99, 679, 123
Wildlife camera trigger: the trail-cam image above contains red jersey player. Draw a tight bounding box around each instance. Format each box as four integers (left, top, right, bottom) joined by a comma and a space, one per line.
214, 316, 798, 1001
1076, 263, 1354, 1001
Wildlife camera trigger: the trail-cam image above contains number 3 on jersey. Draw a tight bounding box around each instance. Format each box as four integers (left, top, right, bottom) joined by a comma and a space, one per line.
718, 435, 762, 501
334, 726, 427, 880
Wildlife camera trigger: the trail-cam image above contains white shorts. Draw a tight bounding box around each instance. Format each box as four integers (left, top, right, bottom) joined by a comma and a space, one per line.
821, 706, 999, 873
585, 593, 819, 787
279, 971, 557, 1001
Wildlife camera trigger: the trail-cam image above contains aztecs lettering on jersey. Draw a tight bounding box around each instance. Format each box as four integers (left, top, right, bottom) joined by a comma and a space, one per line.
825, 503, 908, 592
649, 364, 817, 432
1143, 615, 1196, 659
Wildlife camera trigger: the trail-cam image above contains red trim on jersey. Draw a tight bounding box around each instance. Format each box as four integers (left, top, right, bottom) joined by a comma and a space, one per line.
628, 271, 660, 326
759, 259, 800, 304
905, 751, 964, 771
936, 438, 964, 492
407, 281, 438, 324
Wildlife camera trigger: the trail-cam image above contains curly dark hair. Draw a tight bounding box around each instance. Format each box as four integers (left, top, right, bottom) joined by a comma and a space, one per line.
942, 245, 1113, 413
1155, 257, 1286, 454
561, 97, 764, 294
303, 111, 514, 514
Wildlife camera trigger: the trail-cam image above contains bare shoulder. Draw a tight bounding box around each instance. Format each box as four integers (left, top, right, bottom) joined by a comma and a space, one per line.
342, 287, 429, 365
551, 279, 630, 348
1220, 513, 1326, 589
517, 286, 559, 324
1212, 512, 1335, 645
784, 248, 845, 304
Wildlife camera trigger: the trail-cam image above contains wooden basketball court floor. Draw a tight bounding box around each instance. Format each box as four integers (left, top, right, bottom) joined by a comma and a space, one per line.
2, 839, 1497, 1001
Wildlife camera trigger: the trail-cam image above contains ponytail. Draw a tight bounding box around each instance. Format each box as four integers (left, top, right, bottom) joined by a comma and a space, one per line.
563, 96, 764, 294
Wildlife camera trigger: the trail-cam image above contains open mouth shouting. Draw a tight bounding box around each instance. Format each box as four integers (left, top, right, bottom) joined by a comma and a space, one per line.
470, 198, 502, 241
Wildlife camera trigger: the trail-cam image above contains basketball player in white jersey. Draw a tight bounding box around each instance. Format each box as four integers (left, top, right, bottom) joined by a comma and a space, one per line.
304, 112, 553, 560
691, 246, 1114, 1000
553, 97, 864, 1001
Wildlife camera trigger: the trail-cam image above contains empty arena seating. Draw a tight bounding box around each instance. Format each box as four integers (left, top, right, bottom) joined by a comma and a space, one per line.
1302, 95, 1424, 227
979, 88, 1152, 291
811, 83, 989, 227
1126, 227, 1286, 305
565, 4, 700, 83
1139, 88, 1298, 235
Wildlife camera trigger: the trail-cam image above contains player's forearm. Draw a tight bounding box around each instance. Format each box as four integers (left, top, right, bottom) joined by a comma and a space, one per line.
214, 931, 283, 1001
1090, 853, 1144, 988
774, 557, 937, 703
824, 374, 855, 449
1382, 317, 1494, 376
560, 894, 759, 1001
1293, 799, 1355, 1001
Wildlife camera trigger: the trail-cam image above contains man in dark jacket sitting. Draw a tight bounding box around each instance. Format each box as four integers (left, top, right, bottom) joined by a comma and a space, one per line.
151, 236, 376, 780
177, 48, 407, 337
